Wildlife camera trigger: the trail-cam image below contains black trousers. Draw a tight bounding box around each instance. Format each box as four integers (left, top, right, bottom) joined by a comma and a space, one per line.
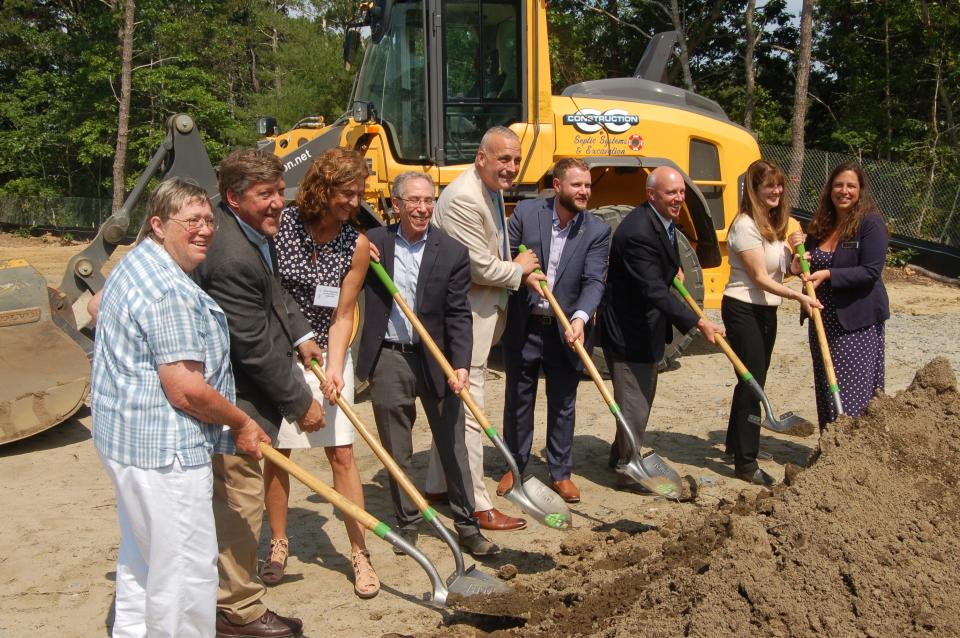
369, 347, 479, 537
721, 295, 778, 475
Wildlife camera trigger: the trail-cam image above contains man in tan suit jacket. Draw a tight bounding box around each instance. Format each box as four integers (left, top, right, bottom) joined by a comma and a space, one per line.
426, 126, 540, 531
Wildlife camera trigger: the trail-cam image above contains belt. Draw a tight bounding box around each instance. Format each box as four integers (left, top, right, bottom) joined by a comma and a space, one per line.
383, 340, 419, 354
530, 314, 555, 325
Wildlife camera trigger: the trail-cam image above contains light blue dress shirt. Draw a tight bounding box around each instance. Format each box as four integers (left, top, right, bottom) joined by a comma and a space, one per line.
533, 202, 591, 325
385, 226, 429, 344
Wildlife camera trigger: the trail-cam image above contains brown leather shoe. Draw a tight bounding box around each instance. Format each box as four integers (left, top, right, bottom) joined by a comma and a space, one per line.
496, 472, 516, 497
215, 610, 302, 637
551, 478, 581, 503
424, 491, 449, 504
473, 508, 527, 531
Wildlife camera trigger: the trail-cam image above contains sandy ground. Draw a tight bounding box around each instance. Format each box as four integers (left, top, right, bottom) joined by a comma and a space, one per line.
2, 234, 959, 638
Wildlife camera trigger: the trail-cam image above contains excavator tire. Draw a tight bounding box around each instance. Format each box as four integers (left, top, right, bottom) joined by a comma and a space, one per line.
0, 260, 90, 445
591, 205, 705, 376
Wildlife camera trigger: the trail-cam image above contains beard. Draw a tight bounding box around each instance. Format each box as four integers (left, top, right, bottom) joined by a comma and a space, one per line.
557, 191, 588, 214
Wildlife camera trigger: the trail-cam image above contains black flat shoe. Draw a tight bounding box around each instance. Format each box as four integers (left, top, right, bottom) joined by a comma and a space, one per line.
735, 468, 776, 487
459, 532, 502, 557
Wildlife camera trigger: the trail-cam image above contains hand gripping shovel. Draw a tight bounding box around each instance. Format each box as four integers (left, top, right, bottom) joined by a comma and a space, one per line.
369, 259, 573, 530
672, 277, 815, 437
518, 245, 684, 499
796, 243, 844, 417
257, 443, 453, 606
308, 360, 508, 597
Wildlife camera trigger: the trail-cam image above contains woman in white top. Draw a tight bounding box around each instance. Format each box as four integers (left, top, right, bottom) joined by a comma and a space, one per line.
721, 159, 820, 486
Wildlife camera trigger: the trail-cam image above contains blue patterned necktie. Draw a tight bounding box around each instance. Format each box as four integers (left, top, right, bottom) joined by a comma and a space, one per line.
667, 221, 677, 250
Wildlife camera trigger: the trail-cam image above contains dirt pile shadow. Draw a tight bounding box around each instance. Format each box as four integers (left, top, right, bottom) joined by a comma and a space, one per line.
424, 357, 960, 637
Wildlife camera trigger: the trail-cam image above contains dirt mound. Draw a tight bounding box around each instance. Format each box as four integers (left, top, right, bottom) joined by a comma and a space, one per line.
433, 358, 960, 637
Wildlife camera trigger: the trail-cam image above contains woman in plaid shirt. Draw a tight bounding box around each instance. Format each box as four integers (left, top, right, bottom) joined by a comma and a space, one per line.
91, 178, 270, 638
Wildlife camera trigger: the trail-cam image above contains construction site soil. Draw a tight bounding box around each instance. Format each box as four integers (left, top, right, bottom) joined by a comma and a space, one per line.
435, 358, 960, 638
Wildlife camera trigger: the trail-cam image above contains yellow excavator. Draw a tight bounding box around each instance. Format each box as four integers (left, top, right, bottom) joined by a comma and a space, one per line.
0, 0, 759, 444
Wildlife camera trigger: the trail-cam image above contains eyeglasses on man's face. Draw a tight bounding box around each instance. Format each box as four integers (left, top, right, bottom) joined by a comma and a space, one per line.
169, 216, 219, 231
399, 197, 435, 208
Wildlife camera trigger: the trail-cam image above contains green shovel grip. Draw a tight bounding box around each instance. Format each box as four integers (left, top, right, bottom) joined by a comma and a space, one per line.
672, 276, 691, 298
518, 244, 548, 290
369, 259, 399, 295
796, 243, 812, 276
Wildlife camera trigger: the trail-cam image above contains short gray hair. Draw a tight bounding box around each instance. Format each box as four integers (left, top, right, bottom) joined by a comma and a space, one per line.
479, 126, 520, 153
138, 177, 210, 243
391, 171, 435, 199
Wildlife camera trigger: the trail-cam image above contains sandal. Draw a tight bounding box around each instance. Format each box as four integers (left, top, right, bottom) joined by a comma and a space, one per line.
351, 549, 380, 599
260, 537, 289, 586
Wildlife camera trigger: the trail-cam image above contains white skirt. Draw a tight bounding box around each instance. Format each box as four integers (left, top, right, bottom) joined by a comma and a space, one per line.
275, 351, 356, 449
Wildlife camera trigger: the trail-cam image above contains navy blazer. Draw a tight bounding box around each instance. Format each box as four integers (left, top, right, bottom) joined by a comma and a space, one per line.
355, 224, 473, 398
805, 211, 890, 331
599, 203, 699, 363
501, 197, 611, 370
192, 203, 314, 433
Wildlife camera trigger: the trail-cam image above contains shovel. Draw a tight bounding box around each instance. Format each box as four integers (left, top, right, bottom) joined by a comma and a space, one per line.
257, 443, 453, 606
672, 277, 815, 437
796, 243, 844, 417
308, 360, 509, 597
369, 259, 573, 530
518, 245, 684, 499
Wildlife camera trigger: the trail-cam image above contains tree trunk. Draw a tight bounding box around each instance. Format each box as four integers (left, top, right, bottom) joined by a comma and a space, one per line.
787, 0, 814, 204
744, 0, 757, 130
669, 0, 695, 92
111, 0, 135, 215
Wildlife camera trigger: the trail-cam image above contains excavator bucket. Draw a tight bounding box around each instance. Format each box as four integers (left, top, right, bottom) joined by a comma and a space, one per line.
0, 260, 90, 445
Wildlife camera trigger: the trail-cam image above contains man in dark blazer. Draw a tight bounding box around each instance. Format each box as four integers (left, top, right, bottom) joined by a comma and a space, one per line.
497, 158, 611, 504
356, 171, 500, 557
599, 166, 722, 488
193, 149, 325, 638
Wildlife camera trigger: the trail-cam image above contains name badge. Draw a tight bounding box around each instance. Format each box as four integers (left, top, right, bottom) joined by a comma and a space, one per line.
313, 284, 340, 308
841, 241, 860, 249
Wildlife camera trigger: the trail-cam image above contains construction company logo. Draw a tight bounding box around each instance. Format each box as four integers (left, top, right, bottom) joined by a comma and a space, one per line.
628, 134, 644, 151
562, 109, 639, 134
284, 149, 312, 172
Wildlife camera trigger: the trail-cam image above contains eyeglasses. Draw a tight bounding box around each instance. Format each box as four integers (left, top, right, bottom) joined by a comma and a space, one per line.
168, 216, 218, 231
398, 197, 435, 208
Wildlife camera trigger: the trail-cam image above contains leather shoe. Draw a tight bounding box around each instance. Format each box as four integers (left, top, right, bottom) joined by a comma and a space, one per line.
551, 478, 581, 503
496, 472, 517, 497
392, 527, 418, 555
473, 508, 526, 531
424, 491, 449, 504
458, 532, 501, 557
735, 468, 776, 488
216, 610, 302, 638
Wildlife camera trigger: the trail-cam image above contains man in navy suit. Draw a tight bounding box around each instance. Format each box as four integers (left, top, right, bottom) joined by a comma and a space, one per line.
356, 171, 500, 558
497, 158, 611, 503
599, 166, 722, 489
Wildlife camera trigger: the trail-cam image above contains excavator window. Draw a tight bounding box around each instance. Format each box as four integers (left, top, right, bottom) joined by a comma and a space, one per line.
689, 139, 726, 230
441, 0, 523, 164
353, 1, 429, 161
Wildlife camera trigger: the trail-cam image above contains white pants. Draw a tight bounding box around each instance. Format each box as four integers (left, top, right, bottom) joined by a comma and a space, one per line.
99, 452, 218, 638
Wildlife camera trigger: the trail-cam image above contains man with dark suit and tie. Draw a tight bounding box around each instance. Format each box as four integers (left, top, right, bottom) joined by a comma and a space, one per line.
193, 149, 325, 638
356, 171, 500, 557
598, 166, 723, 489
496, 158, 611, 504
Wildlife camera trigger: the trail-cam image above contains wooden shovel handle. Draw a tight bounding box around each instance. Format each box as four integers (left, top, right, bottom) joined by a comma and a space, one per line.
309, 361, 429, 512
672, 277, 752, 379
796, 244, 840, 389
259, 442, 385, 533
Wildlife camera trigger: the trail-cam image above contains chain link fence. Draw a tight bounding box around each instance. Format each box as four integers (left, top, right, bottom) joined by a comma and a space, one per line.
0, 196, 147, 237
761, 144, 960, 249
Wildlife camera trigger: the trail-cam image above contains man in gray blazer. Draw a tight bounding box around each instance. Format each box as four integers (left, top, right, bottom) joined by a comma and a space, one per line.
498, 158, 611, 504
193, 149, 324, 638
357, 171, 499, 557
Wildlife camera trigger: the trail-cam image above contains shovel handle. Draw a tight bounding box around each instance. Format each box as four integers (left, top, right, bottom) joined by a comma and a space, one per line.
369, 260, 498, 439
518, 245, 616, 406
259, 442, 389, 538
672, 277, 753, 380
309, 360, 433, 516
795, 244, 841, 394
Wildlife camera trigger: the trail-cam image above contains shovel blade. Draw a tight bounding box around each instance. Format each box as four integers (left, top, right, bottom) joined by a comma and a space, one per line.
447, 565, 511, 596
504, 476, 573, 530
615, 452, 683, 499
749, 411, 816, 437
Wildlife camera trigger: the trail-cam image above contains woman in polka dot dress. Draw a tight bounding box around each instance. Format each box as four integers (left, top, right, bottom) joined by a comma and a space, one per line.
792, 162, 890, 428
262, 147, 380, 598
